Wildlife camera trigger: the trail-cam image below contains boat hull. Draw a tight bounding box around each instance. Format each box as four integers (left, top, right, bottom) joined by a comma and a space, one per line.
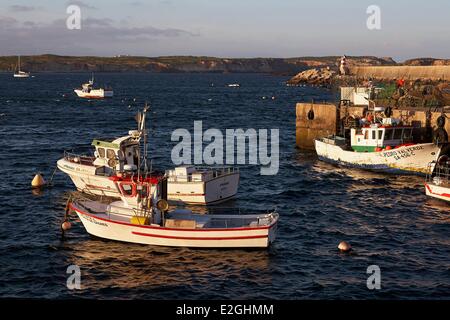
14, 74, 30, 78
74, 89, 113, 99
168, 172, 240, 204
70, 203, 277, 248
315, 140, 441, 175
57, 158, 120, 197
425, 182, 450, 202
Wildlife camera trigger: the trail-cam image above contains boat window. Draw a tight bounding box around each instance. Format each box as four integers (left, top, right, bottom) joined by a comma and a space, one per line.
378, 130, 383, 140
364, 130, 368, 140
384, 129, 393, 140
107, 149, 116, 159
97, 148, 105, 158
403, 129, 412, 139
393, 129, 402, 140
119, 183, 135, 197
371, 130, 376, 140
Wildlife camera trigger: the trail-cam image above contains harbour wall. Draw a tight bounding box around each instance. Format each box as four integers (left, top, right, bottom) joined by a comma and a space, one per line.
349, 66, 450, 81
296, 103, 450, 150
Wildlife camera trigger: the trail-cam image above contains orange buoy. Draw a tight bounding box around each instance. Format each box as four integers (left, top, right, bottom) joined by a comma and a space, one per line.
385, 145, 392, 150
61, 221, 72, 231
31, 173, 46, 189
338, 241, 352, 252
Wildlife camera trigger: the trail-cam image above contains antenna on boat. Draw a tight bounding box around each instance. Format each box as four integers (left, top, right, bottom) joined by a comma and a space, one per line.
142, 102, 150, 175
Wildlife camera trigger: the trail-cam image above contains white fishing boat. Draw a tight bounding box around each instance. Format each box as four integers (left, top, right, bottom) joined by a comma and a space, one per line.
74, 74, 113, 99
13, 56, 30, 78
57, 107, 240, 204
166, 166, 239, 204
67, 176, 278, 248
315, 117, 447, 175
425, 156, 450, 203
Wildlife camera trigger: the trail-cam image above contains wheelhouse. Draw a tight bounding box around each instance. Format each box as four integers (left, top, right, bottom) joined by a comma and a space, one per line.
351, 125, 413, 152
92, 131, 142, 172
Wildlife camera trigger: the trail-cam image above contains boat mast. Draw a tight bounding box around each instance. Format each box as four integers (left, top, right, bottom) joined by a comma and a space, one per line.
17, 55, 21, 72
142, 103, 149, 175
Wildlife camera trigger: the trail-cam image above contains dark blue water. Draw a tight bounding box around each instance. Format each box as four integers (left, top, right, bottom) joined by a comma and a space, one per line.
0, 73, 448, 299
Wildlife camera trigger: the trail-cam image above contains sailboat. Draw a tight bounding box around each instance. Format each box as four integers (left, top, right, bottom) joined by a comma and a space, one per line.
13, 56, 30, 78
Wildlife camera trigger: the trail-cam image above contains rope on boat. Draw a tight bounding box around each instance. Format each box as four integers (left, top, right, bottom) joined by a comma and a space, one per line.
46, 165, 58, 187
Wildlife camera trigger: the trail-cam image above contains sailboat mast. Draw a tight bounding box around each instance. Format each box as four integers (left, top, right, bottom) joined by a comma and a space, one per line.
18, 56, 21, 72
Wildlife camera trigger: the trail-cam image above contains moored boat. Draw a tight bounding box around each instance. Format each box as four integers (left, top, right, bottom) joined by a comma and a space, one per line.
315, 117, 448, 175
425, 156, 450, 203
13, 56, 30, 78
74, 74, 113, 98
68, 176, 278, 248
57, 107, 240, 204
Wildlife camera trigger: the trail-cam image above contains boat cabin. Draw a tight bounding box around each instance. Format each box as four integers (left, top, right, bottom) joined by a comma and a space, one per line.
92, 130, 141, 172
111, 175, 165, 209
351, 123, 413, 152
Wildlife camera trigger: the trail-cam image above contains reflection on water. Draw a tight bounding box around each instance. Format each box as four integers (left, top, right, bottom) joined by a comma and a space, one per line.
63, 238, 273, 298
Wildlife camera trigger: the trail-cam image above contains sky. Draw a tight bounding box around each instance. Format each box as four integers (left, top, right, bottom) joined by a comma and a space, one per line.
1, 0, 449, 61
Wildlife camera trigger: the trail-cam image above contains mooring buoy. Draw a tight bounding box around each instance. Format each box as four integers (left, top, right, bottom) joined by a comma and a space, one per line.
61, 221, 72, 231
338, 241, 352, 252
31, 173, 46, 189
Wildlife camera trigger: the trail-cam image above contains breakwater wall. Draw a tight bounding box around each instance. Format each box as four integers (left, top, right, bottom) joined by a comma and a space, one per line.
349, 66, 450, 81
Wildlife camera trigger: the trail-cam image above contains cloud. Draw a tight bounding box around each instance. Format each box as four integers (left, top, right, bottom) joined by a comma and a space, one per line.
9, 5, 40, 12
66, 1, 97, 10
0, 18, 198, 55
0, 16, 18, 27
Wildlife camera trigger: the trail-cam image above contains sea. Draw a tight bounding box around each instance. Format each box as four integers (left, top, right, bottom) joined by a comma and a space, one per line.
0, 72, 448, 299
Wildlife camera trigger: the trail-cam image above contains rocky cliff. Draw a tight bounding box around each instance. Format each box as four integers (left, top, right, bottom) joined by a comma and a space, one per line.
0, 54, 397, 74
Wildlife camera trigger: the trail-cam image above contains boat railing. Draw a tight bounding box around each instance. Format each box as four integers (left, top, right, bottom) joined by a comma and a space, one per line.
166, 166, 239, 182
426, 162, 450, 185
63, 150, 96, 166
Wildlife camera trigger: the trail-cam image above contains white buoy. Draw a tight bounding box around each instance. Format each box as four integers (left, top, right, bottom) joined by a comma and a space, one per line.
31, 173, 46, 189
61, 221, 72, 231
338, 241, 352, 252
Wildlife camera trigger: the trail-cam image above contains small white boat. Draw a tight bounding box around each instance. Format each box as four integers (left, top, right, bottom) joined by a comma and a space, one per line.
74, 74, 113, 99
68, 177, 278, 248
166, 166, 239, 204
57, 107, 240, 204
227, 83, 240, 87
315, 117, 447, 175
13, 56, 30, 78
425, 156, 450, 203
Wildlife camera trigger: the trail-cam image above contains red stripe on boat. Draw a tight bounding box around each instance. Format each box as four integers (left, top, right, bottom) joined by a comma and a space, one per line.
425, 183, 450, 198
131, 231, 267, 241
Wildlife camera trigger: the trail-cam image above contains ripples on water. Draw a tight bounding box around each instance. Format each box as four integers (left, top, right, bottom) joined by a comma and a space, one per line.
0, 73, 448, 299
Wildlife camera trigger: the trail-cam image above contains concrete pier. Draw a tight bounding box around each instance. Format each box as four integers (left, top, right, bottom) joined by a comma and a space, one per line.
295, 103, 338, 149
296, 102, 450, 150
